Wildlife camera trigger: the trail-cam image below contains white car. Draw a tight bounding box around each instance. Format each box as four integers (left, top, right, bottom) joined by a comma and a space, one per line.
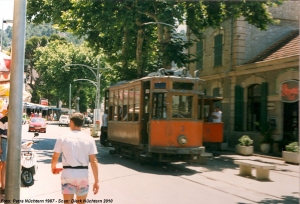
59, 115, 70, 126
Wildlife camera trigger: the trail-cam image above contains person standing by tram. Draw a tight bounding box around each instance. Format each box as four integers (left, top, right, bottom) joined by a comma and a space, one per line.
212, 107, 222, 122
100, 109, 108, 146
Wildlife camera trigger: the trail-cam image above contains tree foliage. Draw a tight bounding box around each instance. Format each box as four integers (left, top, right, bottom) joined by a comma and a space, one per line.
26, 0, 282, 80
32, 40, 110, 111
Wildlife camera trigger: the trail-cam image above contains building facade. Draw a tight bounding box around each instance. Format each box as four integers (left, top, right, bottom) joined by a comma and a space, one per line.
187, 1, 299, 154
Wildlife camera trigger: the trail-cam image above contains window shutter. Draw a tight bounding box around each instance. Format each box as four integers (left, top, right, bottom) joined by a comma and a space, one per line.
234, 85, 244, 131
260, 82, 268, 133
214, 34, 223, 67
196, 41, 203, 70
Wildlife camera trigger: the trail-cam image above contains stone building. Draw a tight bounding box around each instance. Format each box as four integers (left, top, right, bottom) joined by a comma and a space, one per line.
187, 1, 299, 154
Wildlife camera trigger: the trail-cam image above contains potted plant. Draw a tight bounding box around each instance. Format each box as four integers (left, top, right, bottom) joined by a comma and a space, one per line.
236, 135, 253, 156
260, 123, 274, 154
282, 142, 299, 164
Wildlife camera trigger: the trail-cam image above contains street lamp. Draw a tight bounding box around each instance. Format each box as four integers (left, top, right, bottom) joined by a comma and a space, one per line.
142, 22, 175, 27
62, 59, 109, 125
73, 78, 98, 116
1, 19, 13, 51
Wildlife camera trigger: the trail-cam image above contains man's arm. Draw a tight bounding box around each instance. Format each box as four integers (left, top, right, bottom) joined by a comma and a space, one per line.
51, 152, 60, 174
89, 154, 99, 195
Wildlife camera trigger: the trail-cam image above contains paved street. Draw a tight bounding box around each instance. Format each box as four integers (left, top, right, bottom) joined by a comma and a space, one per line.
0, 122, 298, 204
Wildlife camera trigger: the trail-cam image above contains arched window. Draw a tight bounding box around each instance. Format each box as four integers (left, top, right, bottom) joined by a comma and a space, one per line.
247, 84, 261, 131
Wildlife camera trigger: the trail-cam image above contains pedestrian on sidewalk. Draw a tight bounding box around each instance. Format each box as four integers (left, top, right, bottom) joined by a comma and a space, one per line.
51, 112, 99, 202
0, 105, 9, 194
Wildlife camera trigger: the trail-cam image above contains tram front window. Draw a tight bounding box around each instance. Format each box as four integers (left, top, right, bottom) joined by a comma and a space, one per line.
152, 93, 167, 119
172, 95, 193, 118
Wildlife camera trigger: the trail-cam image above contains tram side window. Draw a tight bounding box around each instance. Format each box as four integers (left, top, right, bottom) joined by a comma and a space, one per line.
113, 90, 118, 121
127, 88, 134, 121
123, 89, 129, 121
108, 91, 114, 121
118, 89, 123, 121
152, 93, 167, 119
172, 95, 193, 118
134, 86, 140, 121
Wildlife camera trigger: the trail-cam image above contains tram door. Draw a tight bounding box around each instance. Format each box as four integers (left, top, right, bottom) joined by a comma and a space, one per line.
141, 81, 150, 144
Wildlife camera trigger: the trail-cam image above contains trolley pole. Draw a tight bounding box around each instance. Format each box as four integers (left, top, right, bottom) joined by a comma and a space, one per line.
6, 0, 27, 201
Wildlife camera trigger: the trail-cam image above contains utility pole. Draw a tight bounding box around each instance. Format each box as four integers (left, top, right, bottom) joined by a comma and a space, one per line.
6, 0, 27, 201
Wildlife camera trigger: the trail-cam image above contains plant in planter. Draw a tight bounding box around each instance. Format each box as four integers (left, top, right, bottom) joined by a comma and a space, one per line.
282, 142, 299, 164
236, 135, 253, 156
260, 123, 274, 154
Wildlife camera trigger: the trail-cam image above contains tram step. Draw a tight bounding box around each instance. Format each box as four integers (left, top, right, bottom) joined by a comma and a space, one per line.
200, 152, 213, 157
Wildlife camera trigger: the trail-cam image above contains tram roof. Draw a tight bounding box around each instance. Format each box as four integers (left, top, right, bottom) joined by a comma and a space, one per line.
111, 75, 204, 88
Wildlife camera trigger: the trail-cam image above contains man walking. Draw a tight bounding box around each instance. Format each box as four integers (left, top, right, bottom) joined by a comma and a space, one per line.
51, 113, 99, 203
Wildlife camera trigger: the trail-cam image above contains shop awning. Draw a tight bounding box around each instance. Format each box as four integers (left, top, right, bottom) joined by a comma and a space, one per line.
23, 102, 49, 110
0, 82, 32, 102
0, 52, 11, 82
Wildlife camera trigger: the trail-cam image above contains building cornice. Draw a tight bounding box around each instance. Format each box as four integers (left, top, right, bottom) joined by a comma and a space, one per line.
200, 55, 299, 81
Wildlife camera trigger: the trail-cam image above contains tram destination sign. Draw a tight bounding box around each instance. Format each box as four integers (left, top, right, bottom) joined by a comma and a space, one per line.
280, 80, 299, 103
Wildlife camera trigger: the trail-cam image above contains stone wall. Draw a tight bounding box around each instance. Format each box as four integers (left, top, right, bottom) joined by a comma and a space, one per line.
244, 20, 299, 63
244, 1, 299, 63
269, 1, 300, 21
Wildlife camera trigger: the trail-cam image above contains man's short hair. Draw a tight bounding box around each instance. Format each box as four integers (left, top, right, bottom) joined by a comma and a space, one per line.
70, 113, 84, 127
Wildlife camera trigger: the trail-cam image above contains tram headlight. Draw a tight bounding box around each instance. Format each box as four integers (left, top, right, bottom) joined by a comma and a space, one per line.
177, 135, 187, 145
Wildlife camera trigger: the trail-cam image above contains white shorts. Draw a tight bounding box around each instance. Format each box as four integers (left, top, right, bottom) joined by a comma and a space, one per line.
61, 169, 89, 196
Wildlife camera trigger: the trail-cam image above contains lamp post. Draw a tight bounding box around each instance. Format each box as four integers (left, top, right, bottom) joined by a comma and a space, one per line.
76, 97, 80, 112
73, 78, 98, 116
142, 22, 175, 27
1, 19, 14, 51
69, 84, 71, 115
62, 59, 108, 125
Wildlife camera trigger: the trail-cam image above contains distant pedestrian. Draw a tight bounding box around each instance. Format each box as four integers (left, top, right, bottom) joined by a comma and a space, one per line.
212, 107, 222, 122
51, 112, 99, 202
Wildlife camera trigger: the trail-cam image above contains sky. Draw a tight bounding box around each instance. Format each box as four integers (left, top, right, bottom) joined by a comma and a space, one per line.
0, 0, 14, 30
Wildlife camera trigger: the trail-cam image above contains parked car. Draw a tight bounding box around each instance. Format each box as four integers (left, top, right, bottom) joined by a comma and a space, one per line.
84, 116, 92, 125
59, 115, 70, 126
28, 117, 47, 133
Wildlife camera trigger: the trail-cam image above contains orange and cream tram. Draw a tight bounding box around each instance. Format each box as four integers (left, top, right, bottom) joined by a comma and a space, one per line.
103, 68, 223, 163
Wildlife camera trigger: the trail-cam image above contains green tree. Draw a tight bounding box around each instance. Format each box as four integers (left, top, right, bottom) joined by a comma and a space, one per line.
25, 34, 67, 103
33, 40, 108, 112
27, 0, 281, 80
